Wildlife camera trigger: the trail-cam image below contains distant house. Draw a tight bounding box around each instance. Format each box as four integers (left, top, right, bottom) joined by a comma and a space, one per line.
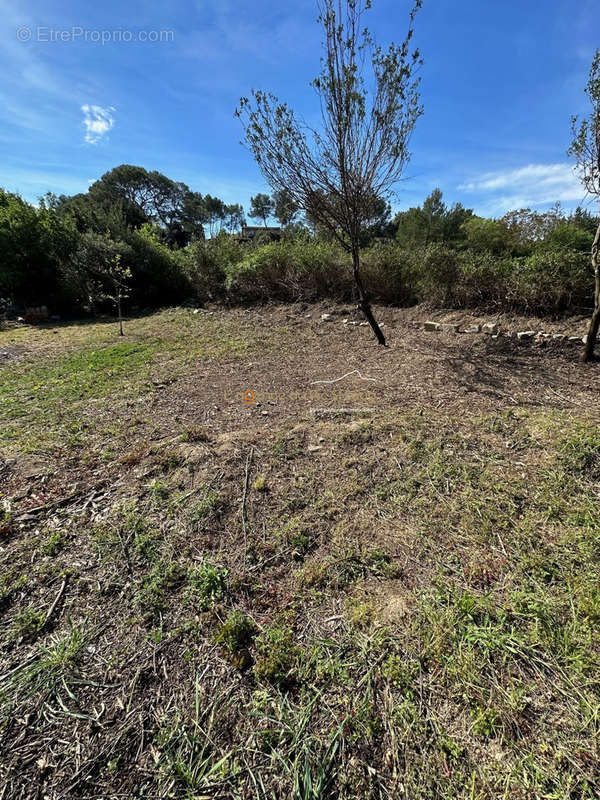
235, 225, 281, 242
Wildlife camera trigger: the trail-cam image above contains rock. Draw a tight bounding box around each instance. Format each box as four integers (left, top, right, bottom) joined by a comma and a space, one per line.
320, 313, 333, 322
342, 319, 348, 324
568, 336, 581, 343
552, 334, 566, 341
307, 444, 323, 453
423, 321, 440, 331
440, 323, 459, 333
193, 309, 201, 314
17, 316, 24, 323
464, 324, 481, 333
517, 330, 536, 340
359, 322, 368, 326
482, 323, 498, 335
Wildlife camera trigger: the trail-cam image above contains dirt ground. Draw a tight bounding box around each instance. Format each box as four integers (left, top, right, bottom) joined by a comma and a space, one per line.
1, 304, 600, 799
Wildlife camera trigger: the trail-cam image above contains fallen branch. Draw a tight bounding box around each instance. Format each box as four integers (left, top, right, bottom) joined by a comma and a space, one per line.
43, 576, 69, 630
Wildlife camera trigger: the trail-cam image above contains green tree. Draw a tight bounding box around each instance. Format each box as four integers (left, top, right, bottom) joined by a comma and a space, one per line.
224, 203, 246, 233
0, 189, 78, 309
462, 217, 511, 255
89, 165, 208, 247
395, 191, 472, 247
568, 49, 600, 361
204, 195, 226, 237
237, 0, 423, 345
69, 231, 132, 330
273, 190, 299, 227
249, 193, 275, 228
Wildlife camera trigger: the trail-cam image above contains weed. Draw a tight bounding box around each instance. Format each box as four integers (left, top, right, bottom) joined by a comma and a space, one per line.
147, 480, 172, 503
0, 624, 88, 719
0, 510, 13, 536
134, 561, 188, 621
0, 572, 27, 612
189, 490, 223, 525
215, 610, 255, 655
273, 433, 304, 460
152, 447, 184, 473
155, 682, 233, 793
41, 530, 67, 556
11, 606, 46, 640
253, 624, 301, 688
252, 475, 268, 492
186, 563, 228, 610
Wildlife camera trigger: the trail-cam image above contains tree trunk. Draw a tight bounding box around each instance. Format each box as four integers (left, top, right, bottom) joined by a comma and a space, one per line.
352, 246, 387, 346
118, 293, 124, 337
583, 220, 600, 362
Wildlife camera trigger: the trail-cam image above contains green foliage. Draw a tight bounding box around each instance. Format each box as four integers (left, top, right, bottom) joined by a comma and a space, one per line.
189, 490, 223, 525
186, 563, 228, 610
394, 189, 472, 247
249, 193, 275, 227
182, 234, 244, 301
11, 607, 46, 640
134, 561, 188, 621
0, 188, 78, 309
215, 610, 255, 654
1, 160, 597, 319
225, 238, 349, 301
41, 530, 67, 556
462, 216, 512, 255
253, 624, 301, 688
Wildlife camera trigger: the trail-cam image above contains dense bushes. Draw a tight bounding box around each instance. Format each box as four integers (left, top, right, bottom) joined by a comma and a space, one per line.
222, 238, 351, 302
181, 238, 593, 314
0, 190, 78, 311
0, 181, 597, 319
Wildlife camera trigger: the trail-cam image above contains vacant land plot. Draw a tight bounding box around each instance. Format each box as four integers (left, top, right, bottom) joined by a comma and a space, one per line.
1, 305, 600, 799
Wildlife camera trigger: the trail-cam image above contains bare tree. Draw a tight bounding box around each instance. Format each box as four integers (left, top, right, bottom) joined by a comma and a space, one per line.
236, 0, 422, 346
569, 50, 600, 362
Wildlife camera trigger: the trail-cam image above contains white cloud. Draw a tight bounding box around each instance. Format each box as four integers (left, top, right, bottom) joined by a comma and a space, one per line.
458, 163, 585, 213
81, 104, 115, 144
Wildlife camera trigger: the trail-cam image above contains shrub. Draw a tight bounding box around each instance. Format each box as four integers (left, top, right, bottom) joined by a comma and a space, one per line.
362, 242, 418, 305
224, 239, 351, 302
182, 233, 245, 301
508, 248, 591, 312
414, 244, 461, 306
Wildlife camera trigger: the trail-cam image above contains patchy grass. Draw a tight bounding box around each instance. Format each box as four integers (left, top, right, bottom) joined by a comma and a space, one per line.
0, 308, 255, 454
2, 305, 600, 798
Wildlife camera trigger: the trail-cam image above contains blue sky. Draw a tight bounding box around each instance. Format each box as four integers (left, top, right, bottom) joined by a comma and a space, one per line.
1, 0, 597, 218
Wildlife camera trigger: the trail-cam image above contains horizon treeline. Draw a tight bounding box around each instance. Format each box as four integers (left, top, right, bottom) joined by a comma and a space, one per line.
0, 163, 598, 318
